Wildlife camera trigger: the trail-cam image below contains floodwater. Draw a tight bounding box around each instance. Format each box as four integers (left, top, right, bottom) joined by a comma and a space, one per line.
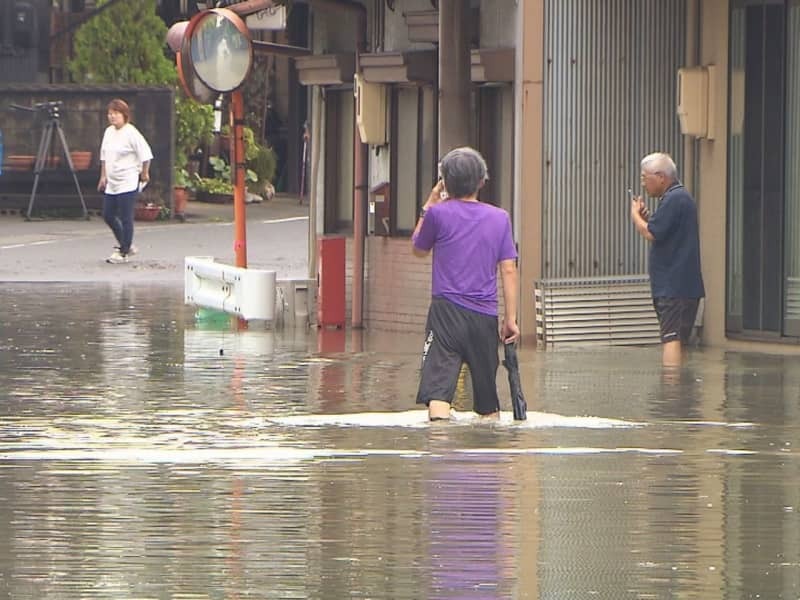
2, 284, 800, 599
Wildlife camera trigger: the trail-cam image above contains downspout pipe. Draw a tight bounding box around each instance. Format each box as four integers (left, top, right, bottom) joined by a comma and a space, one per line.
351, 5, 368, 329
684, 0, 700, 196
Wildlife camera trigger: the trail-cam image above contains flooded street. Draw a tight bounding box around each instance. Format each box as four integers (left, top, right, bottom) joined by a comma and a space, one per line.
3, 283, 800, 598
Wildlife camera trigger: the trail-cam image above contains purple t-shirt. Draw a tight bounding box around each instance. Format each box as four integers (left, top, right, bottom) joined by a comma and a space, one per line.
412, 200, 517, 316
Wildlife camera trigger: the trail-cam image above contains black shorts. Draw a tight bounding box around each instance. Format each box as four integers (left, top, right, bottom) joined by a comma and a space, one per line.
653, 297, 700, 344
415, 297, 500, 415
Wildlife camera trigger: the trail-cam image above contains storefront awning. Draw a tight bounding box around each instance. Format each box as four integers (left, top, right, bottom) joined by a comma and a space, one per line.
471, 48, 514, 83
294, 53, 356, 86
359, 50, 436, 85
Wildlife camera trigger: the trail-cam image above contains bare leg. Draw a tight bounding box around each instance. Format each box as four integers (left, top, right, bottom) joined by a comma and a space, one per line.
478, 411, 500, 421
429, 400, 451, 421
662, 340, 682, 367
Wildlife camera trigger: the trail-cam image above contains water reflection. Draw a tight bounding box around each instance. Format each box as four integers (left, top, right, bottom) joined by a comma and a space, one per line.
3, 284, 800, 597
426, 453, 516, 598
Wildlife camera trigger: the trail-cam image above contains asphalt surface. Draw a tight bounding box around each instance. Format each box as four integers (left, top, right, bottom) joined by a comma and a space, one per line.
0, 194, 310, 283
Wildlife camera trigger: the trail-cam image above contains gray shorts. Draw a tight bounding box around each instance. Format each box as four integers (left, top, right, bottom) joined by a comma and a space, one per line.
653, 297, 700, 344
415, 297, 500, 415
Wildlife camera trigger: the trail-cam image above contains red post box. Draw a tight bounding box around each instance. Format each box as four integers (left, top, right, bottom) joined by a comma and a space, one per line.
317, 236, 346, 328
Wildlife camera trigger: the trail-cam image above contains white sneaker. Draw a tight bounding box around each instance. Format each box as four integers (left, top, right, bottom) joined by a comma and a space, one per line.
106, 250, 128, 264
114, 244, 137, 256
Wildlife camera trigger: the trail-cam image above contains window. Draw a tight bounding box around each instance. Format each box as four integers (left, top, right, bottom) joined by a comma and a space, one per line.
390, 85, 436, 236
324, 88, 354, 233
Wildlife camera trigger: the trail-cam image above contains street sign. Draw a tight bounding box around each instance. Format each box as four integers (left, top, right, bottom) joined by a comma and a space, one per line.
245, 6, 287, 30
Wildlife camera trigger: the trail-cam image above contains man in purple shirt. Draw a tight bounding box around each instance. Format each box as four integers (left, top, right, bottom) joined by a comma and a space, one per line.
412, 147, 520, 421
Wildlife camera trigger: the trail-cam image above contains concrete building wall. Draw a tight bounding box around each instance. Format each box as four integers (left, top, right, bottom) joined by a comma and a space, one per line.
363, 0, 434, 330
311, 3, 360, 53
362, 0, 523, 333
480, 0, 518, 47
697, 0, 730, 348
517, 0, 544, 341
383, 0, 437, 52
304, 0, 800, 356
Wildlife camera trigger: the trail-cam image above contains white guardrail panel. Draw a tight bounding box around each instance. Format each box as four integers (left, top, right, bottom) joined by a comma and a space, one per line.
185, 256, 276, 321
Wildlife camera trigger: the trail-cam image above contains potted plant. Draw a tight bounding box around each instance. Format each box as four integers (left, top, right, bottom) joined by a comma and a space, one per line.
173, 165, 191, 221
135, 188, 165, 221
194, 173, 235, 203
175, 96, 214, 166
221, 126, 277, 200
194, 156, 257, 203
174, 95, 214, 212
135, 203, 162, 221
247, 145, 277, 199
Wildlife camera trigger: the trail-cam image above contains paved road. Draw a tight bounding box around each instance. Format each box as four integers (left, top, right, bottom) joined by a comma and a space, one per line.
0, 195, 310, 283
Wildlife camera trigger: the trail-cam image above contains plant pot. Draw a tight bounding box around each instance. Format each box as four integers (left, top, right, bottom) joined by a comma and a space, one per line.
69, 151, 93, 171
6, 155, 35, 171
196, 190, 233, 204
173, 186, 189, 221
135, 203, 161, 221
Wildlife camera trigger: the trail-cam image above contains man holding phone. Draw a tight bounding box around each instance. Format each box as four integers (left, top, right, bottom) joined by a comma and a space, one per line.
412, 147, 520, 421
630, 152, 705, 367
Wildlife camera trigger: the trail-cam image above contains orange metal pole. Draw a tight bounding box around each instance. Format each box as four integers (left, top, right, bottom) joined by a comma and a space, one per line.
231, 91, 247, 268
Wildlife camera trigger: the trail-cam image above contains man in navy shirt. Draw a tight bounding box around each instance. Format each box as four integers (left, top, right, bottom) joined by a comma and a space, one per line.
630, 152, 705, 367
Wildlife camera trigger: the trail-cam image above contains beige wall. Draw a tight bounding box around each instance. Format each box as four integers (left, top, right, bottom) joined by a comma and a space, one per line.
517, 0, 544, 344
364, 237, 431, 331
696, 0, 729, 348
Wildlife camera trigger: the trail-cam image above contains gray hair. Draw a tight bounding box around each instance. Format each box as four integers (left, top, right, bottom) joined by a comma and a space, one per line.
641, 152, 678, 182
439, 146, 488, 199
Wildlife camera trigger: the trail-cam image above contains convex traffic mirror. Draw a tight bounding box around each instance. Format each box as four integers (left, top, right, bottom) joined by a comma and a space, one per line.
170, 8, 253, 103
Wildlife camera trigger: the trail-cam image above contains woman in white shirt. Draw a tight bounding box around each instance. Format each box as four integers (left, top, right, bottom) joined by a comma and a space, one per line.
97, 98, 153, 264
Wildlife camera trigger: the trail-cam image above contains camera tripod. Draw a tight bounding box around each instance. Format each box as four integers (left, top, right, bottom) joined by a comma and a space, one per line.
11, 102, 89, 220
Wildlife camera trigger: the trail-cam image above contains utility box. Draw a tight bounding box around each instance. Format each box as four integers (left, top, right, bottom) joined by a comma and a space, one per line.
368, 181, 391, 236
317, 236, 345, 328
677, 65, 716, 139
355, 73, 386, 145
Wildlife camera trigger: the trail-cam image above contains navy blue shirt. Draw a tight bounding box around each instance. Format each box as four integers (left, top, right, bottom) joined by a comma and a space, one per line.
646, 183, 705, 298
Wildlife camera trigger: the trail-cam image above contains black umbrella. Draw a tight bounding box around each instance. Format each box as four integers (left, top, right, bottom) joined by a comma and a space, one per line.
503, 342, 527, 421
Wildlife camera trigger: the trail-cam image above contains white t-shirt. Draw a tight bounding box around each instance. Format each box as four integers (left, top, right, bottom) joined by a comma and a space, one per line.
100, 123, 153, 195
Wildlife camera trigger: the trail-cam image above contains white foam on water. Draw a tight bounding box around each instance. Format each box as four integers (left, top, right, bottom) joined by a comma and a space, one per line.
706, 448, 758, 455
454, 447, 683, 455
676, 421, 756, 429
0, 446, 427, 464
0, 445, 687, 463
269, 409, 639, 429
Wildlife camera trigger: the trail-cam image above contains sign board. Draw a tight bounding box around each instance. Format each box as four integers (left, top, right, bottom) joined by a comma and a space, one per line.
246, 6, 287, 30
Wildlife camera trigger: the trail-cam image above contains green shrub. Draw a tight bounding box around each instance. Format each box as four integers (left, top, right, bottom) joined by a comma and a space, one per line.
248, 145, 277, 189
175, 95, 214, 168
194, 175, 234, 195
68, 0, 175, 85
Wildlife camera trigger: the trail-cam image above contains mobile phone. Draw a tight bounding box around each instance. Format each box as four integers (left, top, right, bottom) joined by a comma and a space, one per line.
627, 187, 634, 199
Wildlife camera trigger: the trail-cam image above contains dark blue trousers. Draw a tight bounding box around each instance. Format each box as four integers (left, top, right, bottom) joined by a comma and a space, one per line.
102, 190, 137, 254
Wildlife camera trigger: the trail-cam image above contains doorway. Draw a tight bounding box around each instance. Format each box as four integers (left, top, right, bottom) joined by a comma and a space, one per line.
728, 0, 786, 335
